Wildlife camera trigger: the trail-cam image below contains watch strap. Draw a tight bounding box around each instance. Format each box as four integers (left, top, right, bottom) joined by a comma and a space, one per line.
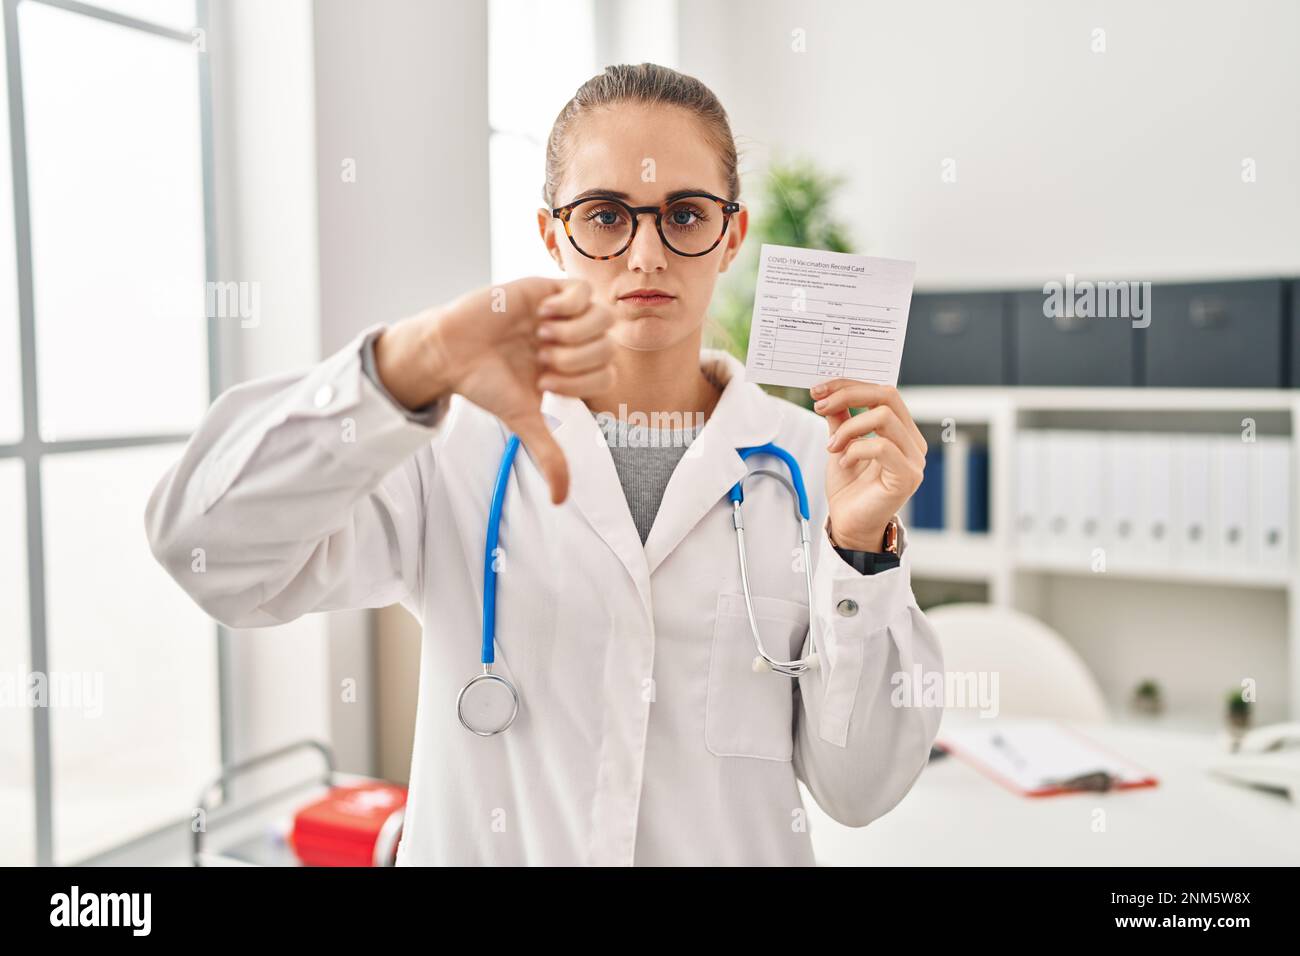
833, 545, 902, 575
829, 516, 902, 575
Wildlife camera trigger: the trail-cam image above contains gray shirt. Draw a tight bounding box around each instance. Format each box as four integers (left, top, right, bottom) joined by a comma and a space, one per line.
593, 413, 702, 544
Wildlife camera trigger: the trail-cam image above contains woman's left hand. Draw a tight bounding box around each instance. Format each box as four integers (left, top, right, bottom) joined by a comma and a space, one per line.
812, 380, 927, 552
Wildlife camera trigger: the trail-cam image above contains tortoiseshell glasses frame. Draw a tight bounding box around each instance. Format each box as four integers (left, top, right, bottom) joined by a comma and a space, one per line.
551, 191, 742, 260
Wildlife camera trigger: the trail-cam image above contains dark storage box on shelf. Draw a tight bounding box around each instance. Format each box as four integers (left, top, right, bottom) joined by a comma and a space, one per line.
900, 292, 1008, 386
1145, 279, 1285, 388
1012, 289, 1138, 387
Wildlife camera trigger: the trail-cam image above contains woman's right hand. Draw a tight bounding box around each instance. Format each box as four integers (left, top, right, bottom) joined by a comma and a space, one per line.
373, 277, 616, 504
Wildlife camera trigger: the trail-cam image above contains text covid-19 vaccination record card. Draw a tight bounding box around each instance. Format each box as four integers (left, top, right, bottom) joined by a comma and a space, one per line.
744, 243, 916, 389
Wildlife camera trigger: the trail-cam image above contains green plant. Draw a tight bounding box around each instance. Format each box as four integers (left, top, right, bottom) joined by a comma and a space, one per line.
1130, 678, 1163, 715
1225, 687, 1253, 729
708, 158, 855, 409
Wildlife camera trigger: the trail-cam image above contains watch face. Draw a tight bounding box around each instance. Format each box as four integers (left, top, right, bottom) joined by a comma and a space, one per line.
884, 518, 901, 554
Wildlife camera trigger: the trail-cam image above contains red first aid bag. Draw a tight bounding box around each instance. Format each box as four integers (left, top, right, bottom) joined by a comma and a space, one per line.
289, 781, 407, 867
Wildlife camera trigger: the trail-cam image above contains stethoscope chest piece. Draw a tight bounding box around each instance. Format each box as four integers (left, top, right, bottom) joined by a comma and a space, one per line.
457, 667, 519, 736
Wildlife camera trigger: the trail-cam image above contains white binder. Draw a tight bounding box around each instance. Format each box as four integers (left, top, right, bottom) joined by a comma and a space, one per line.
1253, 436, 1291, 569
944, 430, 970, 534
1174, 435, 1214, 568
1043, 430, 1079, 561
1105, 432, 1146, 568
1214, 436, 1253, 566
1143, 433, 1175, 566
1076, 431, 1106, 561
1015, 431, 1045, 558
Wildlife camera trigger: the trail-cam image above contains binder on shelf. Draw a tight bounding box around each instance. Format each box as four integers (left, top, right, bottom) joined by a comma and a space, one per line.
943, 431, 970, 535
1105, 431, 1146, 568
911, 447, 945, 530
966, 443, 990, 533
1043, 430, 1082, 561
1015, 430, 1045, 557
1075, 432, 1106, 559
1253, 436, 1291, 569
1174, 435, 1214, 568
989, 421, 1291, 580
1214, 436, 1253, 567
1142, 433, 1175, 567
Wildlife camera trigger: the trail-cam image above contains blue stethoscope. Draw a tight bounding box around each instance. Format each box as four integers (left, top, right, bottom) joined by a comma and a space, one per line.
456, 435, 820, 736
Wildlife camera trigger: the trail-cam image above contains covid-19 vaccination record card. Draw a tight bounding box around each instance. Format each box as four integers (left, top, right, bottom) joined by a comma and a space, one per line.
744, 243, 916, 389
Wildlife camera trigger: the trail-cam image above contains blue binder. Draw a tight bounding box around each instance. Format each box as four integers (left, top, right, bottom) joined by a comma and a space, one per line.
911, 448, 945, 529
967, 444, 990, 533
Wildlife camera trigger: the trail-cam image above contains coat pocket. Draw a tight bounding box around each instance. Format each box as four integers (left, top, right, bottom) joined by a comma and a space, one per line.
705, 592, 810, 761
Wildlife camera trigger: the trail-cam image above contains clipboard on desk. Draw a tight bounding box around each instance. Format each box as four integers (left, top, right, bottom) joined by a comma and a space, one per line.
936, 719, 1159, 797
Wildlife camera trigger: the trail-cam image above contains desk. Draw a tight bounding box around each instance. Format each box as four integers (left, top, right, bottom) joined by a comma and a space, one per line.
806, 723, 1300, 866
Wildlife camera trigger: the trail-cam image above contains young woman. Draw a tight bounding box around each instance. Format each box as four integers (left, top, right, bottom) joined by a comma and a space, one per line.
147, 63, 943, 866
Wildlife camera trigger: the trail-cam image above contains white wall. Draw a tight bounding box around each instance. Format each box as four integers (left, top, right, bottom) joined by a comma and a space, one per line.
207, 0, 330, 788
678, 0, 1300, 289
312, 0, 491, 774
212, 0, 322, 381
313, 0, 491, 353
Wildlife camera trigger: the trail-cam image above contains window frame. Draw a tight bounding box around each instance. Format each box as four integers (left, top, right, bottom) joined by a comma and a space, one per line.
1, 0, 224, 866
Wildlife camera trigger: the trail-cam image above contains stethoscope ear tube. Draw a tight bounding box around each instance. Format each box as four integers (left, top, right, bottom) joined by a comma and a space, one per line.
729, 443, 811, 519
753, 651, 818, 674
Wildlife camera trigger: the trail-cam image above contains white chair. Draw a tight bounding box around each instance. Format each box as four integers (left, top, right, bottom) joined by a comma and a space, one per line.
924, 602, 1109, 723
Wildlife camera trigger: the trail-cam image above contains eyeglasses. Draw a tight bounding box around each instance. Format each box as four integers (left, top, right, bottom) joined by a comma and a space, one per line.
551, 192, 741, 260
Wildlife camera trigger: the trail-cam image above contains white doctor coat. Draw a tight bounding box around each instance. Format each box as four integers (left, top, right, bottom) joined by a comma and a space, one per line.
145, 329, 944, 866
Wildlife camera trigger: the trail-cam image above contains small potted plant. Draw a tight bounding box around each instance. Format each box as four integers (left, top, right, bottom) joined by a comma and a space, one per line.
1225, 687, 1253, 733
1130, 679, 1163, 716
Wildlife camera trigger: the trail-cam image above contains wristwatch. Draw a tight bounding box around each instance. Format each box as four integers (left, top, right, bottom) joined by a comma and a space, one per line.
832, 516, 902, 575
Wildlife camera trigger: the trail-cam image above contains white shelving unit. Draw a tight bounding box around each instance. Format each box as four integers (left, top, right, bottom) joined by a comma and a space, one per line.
899, 386, 1300, 724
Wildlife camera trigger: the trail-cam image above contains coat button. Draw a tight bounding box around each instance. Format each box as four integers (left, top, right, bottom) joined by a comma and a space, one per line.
313, 385, 334, 408
836, 598, 859, 617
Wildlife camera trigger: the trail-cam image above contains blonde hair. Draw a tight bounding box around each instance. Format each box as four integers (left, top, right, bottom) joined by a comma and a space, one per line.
543, 63, 741, 207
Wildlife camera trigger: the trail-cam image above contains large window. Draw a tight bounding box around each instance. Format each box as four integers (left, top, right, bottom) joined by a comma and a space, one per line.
1, 0, 219, 865
486, 0, 679, 284
487, 0, 598, 284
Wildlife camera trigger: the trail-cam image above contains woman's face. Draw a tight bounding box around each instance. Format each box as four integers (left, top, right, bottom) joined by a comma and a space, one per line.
537, 103, 747, 353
